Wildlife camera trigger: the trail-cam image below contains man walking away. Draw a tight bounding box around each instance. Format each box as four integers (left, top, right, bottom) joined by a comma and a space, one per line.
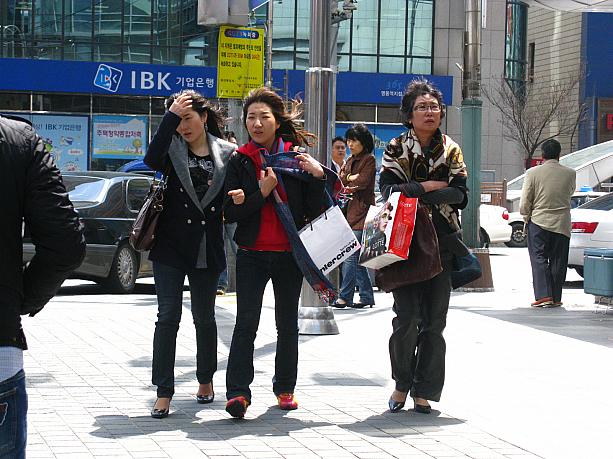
520, 139, 576, 308
0, 114, 85, 458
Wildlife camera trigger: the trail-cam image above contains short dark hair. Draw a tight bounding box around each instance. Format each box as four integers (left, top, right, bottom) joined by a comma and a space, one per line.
399, 78, 446, 128
541, 139, 561, 160
344, 123, 374, 154
332, 136, 346, 145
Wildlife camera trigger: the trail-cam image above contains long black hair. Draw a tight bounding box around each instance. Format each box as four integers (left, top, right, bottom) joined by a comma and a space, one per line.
165, 89, 225, 139
242, 86, 316, 147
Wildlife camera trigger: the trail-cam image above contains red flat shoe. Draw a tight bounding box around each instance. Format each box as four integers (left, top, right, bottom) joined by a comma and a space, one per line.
277, 393, 298, 410
226, 396, 250, 418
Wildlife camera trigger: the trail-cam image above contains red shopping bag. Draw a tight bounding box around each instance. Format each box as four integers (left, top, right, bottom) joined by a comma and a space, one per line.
358, 192, 418, 269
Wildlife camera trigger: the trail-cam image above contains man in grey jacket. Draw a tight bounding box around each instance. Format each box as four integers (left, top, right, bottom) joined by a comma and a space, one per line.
520, 139, 576, 308
0, 114, 85, 458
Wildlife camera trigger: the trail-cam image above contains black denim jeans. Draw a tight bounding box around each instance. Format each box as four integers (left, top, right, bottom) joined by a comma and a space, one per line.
152, 261, 219, 398
225, 249, 303, 402
388, 253, 453, 402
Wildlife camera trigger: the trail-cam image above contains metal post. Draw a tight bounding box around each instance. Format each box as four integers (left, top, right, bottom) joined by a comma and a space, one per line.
460, 0, 493, 291
461, 0, 482, 249
298, 0, 339, 335
265, 0, 274, 87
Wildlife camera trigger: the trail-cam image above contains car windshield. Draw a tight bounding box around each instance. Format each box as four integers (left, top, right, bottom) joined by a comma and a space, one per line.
578, 193, 613, 211
63, 176, 106, 206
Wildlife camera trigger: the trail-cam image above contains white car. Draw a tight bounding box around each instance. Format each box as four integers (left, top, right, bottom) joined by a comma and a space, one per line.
506, 191, 608, 248
478, 204, 512, 246
568, 193, 613, 277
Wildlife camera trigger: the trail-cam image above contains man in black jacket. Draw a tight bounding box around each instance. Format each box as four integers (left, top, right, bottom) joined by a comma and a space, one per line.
0, 114, 85, 458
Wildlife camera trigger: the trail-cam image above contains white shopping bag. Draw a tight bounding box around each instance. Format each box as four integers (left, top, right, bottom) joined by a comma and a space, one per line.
299, 205, 360, 275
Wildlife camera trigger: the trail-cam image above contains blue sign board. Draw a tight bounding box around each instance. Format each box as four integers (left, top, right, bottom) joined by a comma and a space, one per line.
0, 58, 217, 97
0, 58, 453, 105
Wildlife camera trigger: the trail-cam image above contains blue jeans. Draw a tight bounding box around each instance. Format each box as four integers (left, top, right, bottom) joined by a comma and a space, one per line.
340, 230, 375, 305
226, 249, 303, 402
218, 223, 238, 290
0, 369, 27, 459
152, 261, 219, 398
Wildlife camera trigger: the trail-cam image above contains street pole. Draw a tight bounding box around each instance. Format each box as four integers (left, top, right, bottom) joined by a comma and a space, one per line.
298, 0, 339, 335
461, 0, 482, 249
265, 0, 274, 88
461, 0, 493, 291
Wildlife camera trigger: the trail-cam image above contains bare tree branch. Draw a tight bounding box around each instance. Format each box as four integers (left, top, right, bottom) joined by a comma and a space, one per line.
483, 72, 588, 166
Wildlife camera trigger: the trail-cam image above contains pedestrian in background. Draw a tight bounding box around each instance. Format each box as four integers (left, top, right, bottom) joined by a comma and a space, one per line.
144, 90, 235, 418
333, 123, 376, 309
223, 87, 328, 418
331, 136, 347, 173
1, 114, 85, 458
217, 131, 239, 295
380, 79, 468, 414
520, 139, 576, 308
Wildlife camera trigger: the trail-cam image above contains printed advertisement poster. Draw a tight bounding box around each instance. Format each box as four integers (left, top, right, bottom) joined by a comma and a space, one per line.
31, 114, 89, 172
92, 115, 148, 159
217, 26, 264, 98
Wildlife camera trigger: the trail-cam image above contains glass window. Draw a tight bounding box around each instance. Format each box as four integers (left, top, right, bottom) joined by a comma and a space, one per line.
379, 1, 405, 56
407, 57, 432, 74
33, 94, 90, 113
352, 55, 377, 73
336, 104, 375, 122
377, 106, 402, 123
579, 194, 613, 211
505, 0, 528, 93
379, 56, 404, 74
351, 2, 378, 55
126, 178, 152, 212
93, 96, 149, 114
0, 93, 30, 111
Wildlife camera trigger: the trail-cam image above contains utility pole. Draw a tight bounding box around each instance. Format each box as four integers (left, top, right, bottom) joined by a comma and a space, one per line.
298, 0, 338, 335
461, 0, 482, 249
461, 0, 493, 291
265, 0, 274, 87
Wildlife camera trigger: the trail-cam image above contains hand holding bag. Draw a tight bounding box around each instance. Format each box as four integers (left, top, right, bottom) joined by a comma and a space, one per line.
129, 168, 169, 252
375, 205, 442, 292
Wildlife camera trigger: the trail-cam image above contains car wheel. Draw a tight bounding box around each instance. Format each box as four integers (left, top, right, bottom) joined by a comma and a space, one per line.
505, 222, 527, 248
575, 266, 584, 278
479, 228, 490, 248
105, 243, 138, 293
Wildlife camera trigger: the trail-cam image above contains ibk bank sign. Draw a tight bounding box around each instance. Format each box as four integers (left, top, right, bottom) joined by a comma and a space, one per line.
0, 58, 217, 97
598, 98, 613, 143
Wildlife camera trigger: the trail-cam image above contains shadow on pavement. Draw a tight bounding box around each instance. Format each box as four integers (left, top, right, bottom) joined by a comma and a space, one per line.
90, 407, 333, 440
341, 410, 466, 437
456, 305, 613, 348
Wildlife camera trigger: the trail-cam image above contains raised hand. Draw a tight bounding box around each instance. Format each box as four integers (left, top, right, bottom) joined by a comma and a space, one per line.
169, 93, 193, 117
296, 152, 324, 179
259, 167, 278, 197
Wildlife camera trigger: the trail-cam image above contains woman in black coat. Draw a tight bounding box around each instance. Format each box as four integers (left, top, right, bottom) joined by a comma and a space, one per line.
144, 90, 236, 418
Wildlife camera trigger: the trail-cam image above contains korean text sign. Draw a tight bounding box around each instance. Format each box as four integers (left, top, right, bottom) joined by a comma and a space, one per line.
92, 115, 148, 159
31, 114, 89, 172
217, 26, 264, 98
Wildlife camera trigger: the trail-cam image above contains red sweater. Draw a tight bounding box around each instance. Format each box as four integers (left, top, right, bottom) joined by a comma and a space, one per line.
237, 140, 291, 251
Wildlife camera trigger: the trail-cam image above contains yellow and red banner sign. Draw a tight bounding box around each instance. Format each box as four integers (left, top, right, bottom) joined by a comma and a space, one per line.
217, 26, 264, 99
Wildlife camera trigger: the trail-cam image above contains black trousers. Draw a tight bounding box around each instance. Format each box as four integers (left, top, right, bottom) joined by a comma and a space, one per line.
527, 221, 570, 303
388, 254, 452, 402
225, 249, 303, 402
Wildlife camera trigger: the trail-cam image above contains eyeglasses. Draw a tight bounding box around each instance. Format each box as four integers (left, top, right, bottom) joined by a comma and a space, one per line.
413, 104, 442, 113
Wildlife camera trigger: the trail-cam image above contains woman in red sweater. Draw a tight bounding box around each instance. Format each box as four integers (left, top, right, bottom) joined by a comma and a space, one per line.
222, 87, 328, 418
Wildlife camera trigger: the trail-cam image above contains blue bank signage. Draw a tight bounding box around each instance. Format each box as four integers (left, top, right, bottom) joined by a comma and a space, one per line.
0, 58, 453, 104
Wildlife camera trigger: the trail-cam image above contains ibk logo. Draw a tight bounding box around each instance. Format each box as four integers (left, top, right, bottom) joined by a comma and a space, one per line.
93, 64, 123, 93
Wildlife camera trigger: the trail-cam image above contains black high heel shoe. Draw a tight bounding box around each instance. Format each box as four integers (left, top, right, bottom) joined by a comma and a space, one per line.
197, 383, 215, 404
388, 398, 405, 412
413, 398, 432, 414
151, 397, 171, 419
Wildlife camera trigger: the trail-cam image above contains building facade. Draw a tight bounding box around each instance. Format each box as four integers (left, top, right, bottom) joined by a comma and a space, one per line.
0, 0, 525, 182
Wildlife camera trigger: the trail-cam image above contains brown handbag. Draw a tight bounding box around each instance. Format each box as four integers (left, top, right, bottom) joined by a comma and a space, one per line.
129, 171, 169, 252
375, 205, 442, 292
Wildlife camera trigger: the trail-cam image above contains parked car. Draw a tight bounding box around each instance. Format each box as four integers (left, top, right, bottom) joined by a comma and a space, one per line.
506, 191, 608, 248
117, 159, 156, 176
23, 171, 154, 293
477, 204, 512, 247
567, 192, 613, 277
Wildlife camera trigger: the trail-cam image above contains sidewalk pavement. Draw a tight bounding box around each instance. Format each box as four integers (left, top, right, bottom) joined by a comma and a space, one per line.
22, 247, 613, 458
